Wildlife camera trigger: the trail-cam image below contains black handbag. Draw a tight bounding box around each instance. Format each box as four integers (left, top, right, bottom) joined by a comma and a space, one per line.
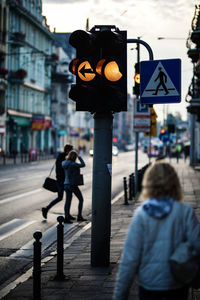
43, 164, 58, 193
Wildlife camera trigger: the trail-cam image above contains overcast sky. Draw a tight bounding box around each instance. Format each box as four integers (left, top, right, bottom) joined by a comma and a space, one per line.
42, 0, 198, 122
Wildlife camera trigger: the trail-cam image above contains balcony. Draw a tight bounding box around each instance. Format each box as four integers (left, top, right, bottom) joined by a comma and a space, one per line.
45, 53, 59, 65
187, 48, 200, 63
0, 68, 8, 79
8, 69, 27, 84
191, 30, 200, 47
9, 32, 26, 47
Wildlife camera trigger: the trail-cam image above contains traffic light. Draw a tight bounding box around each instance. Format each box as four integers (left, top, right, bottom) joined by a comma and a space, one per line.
167, 124, 175, 133
68, 26, 127, 113
133, 62, 140, 98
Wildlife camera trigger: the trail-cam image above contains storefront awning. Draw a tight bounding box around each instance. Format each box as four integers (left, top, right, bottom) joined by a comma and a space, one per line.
11, 116, 31, 127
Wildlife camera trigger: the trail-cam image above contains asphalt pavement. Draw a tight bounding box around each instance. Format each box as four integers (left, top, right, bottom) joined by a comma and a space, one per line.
0, 157, 200, 300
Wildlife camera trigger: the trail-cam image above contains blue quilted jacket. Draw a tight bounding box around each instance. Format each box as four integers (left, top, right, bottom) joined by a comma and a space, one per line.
113, 199, 200, 300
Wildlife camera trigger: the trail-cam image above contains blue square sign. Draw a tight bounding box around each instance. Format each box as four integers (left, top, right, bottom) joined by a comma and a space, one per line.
140, 59, 181, 104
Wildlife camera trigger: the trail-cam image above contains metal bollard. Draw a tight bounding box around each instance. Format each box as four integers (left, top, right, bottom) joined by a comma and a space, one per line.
129, 175, 132, 200
33, 231, 42, 300
131, 174, 135, 199
123, 177, 128, 205
55, 216, 65, 280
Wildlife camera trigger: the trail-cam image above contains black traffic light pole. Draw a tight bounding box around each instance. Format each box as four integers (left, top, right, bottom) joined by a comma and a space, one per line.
127, 39, 154, 61
68, 28, 154, 268
91, 112, 113, 267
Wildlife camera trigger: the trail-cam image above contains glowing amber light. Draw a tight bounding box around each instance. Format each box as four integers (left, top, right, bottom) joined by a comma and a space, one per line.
96, 59, 106, 76
134, 73, 140, 84
104, 61, 122, 82
69, 58, 79, 75
78, 61, 96, 81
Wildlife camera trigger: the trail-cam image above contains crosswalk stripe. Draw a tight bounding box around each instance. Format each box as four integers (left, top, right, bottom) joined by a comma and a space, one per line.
0, 219, 36, 242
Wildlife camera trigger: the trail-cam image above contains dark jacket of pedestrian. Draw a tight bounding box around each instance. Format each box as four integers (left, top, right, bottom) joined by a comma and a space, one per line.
56, 144, 73, 182
113, 161, 200, 300
42, 144, 73, 220
62, 150, 86, 223
62, 155, 85, 185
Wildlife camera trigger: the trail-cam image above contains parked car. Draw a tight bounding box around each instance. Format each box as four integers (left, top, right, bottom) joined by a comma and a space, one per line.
89, 146, 119, 156
124, 144, 135, 151
112, 145, 119, 156
147, 138, 164, 158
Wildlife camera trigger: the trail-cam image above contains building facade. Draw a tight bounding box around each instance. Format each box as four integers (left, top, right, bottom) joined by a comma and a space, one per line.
6, 0, 54, 155
0, 0, 8, 153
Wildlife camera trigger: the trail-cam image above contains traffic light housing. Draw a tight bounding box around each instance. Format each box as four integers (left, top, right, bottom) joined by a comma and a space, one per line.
167, 124, 175, 133
69, 26, 127, 113
133, 62, 140, 98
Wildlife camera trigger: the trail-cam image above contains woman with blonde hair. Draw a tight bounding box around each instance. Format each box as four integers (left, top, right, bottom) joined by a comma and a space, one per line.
114, 161, 200, 300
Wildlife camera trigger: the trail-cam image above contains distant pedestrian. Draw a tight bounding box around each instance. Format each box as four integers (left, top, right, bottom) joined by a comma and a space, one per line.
42, 144, 73, 219
113, 161, 200, 300
176, 144, 182, 163
62, 150, 86, 223
183, 144, 190, 161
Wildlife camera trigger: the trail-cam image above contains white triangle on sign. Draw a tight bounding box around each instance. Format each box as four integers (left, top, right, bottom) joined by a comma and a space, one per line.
141, 62, 179, 98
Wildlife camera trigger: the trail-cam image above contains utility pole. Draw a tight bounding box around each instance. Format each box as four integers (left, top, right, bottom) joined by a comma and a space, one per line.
190, 70, 195, 166
134, 38, 140, 195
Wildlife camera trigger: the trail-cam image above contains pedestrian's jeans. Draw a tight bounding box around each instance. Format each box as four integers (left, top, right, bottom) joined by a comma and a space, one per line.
46, 181, 64, 210
64, 184, 83, 218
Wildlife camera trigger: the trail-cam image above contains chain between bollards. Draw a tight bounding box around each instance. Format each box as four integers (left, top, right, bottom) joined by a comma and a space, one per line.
123, 177, 128, 205
33, 230, 42, 300
55, 216, 65, 280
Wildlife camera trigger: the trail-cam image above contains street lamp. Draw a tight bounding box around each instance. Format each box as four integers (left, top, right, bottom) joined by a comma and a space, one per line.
157, 37, 186, 40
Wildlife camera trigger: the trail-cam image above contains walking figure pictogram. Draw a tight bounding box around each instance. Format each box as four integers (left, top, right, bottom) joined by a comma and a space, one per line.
153, 67, 169, 95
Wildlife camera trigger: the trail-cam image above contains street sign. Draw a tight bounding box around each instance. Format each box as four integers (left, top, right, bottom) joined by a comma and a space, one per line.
159, 132, 169, 143
134, 99, 150, 132
140, 59, 181, 104
136, 101, 150, 114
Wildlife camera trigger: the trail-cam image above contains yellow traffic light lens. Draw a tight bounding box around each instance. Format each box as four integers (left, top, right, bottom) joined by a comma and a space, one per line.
134, 73, 140, 84
78, 61, 96, 81
104, 61, 122, 82
96, 59, 106, 76
69, 58, 79, 75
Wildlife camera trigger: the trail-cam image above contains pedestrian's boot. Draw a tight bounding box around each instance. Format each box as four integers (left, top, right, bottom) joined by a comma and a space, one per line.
69, 214, 75, 220
77, 215, 87, 222
64, 217, 73, 224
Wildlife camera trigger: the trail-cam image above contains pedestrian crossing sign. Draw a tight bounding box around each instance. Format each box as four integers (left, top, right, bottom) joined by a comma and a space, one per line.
140, 59, 181, 104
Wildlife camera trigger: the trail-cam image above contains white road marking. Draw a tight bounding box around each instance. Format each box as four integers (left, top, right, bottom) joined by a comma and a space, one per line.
0, 178, 14, 183
0, 188, 42, 205
0, 219, 36, 242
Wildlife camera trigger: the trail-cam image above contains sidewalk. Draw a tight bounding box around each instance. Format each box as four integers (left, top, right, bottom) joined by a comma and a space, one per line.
1, 158, 200, 300
0, 153, 55, 167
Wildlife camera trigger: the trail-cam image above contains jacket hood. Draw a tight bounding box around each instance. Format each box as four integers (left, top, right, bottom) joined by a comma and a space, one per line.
142, 197, 174, 219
